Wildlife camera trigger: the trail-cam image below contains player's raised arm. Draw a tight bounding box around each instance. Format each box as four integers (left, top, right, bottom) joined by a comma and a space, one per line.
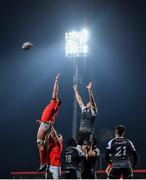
86, 82, 97, 111
73, 83, 85, 109
52, 73, 60, 99
51, 126, 63, 144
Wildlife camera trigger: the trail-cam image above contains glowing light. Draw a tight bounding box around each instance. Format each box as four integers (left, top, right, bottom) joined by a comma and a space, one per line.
65, 29, 88, 57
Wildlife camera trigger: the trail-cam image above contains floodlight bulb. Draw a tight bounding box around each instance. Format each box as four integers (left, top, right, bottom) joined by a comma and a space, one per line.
65, 29, 88, 57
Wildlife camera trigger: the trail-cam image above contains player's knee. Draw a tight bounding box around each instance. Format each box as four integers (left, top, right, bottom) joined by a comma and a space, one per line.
37, 139, 44, 147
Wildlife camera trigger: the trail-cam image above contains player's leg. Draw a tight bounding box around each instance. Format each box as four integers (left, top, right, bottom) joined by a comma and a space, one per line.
77, 131, 91, 147
76, 131, 84, 149
83, 131, 92, 145
65, 169, 79, 179
37, 122, 50, 171
68, 169, 81, 179
76, 169, 82, 179
108, 168, 121, 179
122, 168, 133, 179
49, 165, 61, 179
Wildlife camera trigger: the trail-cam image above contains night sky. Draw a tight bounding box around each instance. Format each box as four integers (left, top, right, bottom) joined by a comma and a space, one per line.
0, 0, 146, 178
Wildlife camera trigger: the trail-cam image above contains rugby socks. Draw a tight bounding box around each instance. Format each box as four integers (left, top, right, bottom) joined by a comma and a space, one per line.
39, 145, 46, 165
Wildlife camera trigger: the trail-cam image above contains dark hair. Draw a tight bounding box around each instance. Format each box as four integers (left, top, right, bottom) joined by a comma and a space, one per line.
115, 125, 125, 136
92, 137, 98, 146
67, 138, 77, 147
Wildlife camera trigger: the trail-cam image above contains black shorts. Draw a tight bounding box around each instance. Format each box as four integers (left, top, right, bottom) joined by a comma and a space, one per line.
82, 169, 96, 179
77, 131, 93, 145
109, 168, 133, 179
64, 169, 81, 179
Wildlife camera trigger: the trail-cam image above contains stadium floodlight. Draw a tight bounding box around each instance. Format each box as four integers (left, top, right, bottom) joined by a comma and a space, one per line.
65, 29, 88, 57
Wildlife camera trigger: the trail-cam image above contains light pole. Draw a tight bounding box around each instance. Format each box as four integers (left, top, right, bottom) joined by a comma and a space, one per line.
72, 57, 78, 138
65, 29, 88, 138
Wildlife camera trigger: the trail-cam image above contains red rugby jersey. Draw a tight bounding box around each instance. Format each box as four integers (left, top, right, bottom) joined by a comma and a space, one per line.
41, 99, 59, 124
47, 139, 63, 166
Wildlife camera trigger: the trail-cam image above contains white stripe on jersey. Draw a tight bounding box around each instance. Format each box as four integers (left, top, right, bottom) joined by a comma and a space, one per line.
128, 139, 136, 151
81, 106, 97, 116
106, 138, 116, 149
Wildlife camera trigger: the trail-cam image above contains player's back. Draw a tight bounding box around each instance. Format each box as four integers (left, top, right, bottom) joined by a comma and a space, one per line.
65, 146, 84, 170
108, 137, 134, 168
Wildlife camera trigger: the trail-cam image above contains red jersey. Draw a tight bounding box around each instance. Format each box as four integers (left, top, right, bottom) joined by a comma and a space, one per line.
47, 137, 63, 166
41, 99, 59, 124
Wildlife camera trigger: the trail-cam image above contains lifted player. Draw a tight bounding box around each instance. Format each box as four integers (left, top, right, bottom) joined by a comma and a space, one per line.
73, 82, 98, 148
36, 73, 61, 171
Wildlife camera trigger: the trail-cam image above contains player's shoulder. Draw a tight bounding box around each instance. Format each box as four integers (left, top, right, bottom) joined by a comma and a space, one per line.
126, 138, 133, 143
106, 137, 116, 149
65, 146, 75, 154
91, 106, 97, 111
90, 107, 97, 116
73, 147, 85, 156
108, 137, 116, 144
46, 99, 57, 107
66, 146, 79, 152
50, 98, 58, 103
73, 146, 83, 153
81, 106, 87, 112
126, 138, 135, 147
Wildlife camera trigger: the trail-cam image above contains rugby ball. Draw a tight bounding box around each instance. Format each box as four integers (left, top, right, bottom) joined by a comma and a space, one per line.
22, 42, 33, 50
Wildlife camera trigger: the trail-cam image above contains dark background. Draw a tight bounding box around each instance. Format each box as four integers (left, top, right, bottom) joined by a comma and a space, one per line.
0, 0, 145, 178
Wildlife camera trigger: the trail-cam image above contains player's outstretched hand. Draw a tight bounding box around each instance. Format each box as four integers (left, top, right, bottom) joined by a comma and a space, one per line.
86, 82, 92, 90
73, 83, 78, 91
56, 73, 61, 81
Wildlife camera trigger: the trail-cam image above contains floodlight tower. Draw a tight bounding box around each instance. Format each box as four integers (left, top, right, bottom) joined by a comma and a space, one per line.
65, 29, 88, 138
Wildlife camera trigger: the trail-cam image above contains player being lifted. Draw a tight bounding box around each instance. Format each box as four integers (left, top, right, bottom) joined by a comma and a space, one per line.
36, 73, 61, 171
73, 82, 98, 148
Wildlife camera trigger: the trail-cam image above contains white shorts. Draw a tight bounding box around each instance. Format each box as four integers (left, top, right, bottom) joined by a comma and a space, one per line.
37, 122, 51, 136
49, 165, 61, 179
37, 122, 51, 143
39, 122, 50, 131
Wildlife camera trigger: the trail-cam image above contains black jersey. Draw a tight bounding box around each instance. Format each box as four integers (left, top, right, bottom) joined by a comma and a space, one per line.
80, 107, 97, 133
65, 146, 85, 170
106, 137, 137, 168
